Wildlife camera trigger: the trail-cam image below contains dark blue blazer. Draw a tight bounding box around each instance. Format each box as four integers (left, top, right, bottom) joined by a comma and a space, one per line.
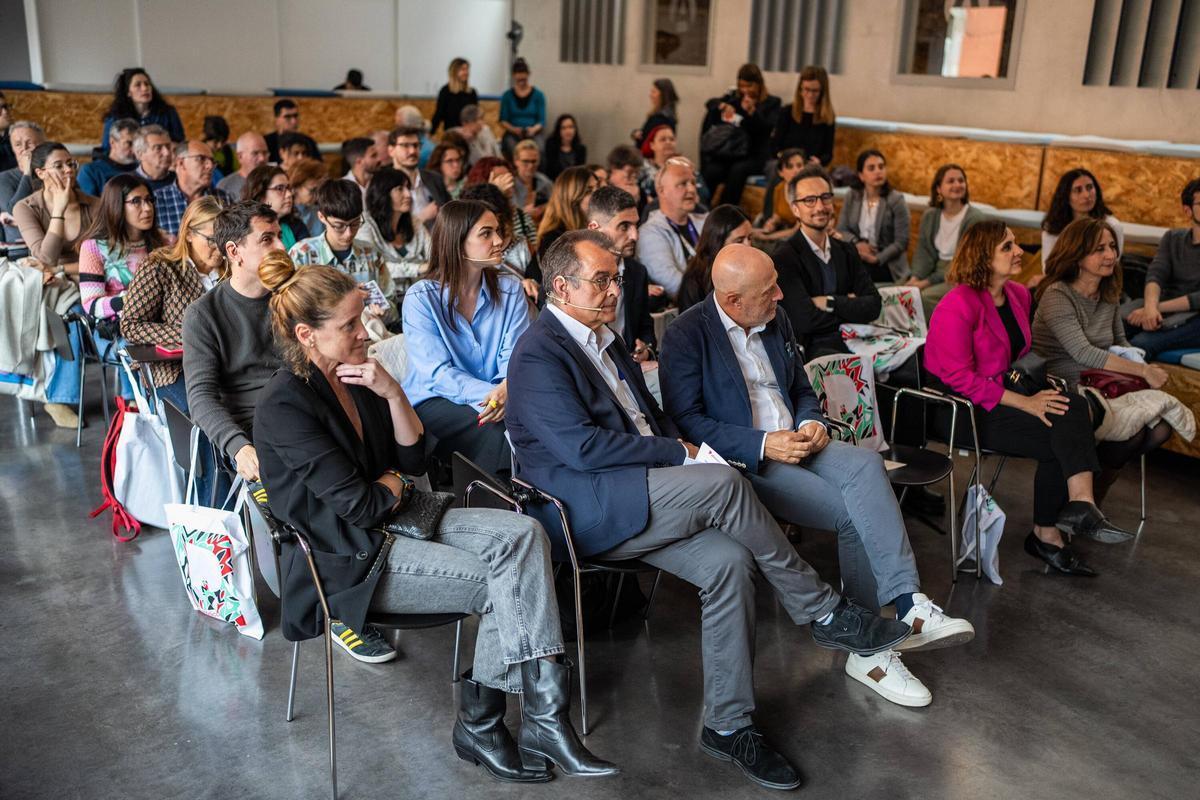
506, 310, 684, 561
659, 293, 825, 473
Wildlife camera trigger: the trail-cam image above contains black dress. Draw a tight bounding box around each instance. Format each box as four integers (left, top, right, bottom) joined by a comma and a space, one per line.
431, 85, 480, 134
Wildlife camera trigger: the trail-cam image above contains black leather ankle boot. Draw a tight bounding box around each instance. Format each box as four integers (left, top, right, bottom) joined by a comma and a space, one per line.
518, 659, 620, 777
452, 670, 551, 783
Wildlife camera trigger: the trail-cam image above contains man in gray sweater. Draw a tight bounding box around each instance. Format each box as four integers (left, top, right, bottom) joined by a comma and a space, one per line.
1125, 178, 1200, 357
183, 202, 283, 481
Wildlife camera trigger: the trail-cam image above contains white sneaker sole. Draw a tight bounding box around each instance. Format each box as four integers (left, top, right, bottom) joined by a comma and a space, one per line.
894, 619, 975, 653
332, 630, 397, 664
845, 660, 932, 708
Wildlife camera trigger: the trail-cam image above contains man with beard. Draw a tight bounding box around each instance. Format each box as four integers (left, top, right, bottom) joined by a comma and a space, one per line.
585, 185, 658, 360
77, 118, 140, 196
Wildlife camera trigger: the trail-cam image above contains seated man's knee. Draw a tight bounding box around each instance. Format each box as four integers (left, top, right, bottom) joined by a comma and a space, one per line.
699, 539, 757, 601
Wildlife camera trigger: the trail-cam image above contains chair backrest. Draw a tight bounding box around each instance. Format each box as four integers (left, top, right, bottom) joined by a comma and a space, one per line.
452, 451, 516, 512
246, 480, 288, 599
160, 397, 195, 471
876, 285, 927, 337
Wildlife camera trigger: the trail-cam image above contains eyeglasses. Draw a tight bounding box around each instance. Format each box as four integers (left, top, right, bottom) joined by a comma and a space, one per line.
181, 154, 214, 166
125, 195, 156, 207
794, 192, 834, 207
46, 160, 79, 173
567, 273, 624, 291
325, 218, 362, 234
189, 228, 220, 248
267, 184, 294, 195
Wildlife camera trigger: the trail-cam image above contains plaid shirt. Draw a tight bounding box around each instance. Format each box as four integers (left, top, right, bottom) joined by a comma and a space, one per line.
153, 183, 232, 236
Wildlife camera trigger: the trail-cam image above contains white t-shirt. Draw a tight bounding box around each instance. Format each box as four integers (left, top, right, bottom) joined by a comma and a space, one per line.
934, 205, 969, 261
858, 198, 880, 246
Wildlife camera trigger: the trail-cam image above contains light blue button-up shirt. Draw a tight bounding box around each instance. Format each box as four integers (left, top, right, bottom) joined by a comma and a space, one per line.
400, 274, 531, 407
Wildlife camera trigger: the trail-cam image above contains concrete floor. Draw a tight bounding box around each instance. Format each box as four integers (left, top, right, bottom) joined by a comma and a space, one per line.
1, 385, 1198, 800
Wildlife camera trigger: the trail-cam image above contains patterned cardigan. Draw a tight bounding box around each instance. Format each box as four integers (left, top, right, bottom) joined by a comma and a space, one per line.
119, 251, 212, 387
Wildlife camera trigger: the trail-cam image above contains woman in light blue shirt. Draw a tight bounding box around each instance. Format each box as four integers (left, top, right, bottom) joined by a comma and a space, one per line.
401, 200, 531, 475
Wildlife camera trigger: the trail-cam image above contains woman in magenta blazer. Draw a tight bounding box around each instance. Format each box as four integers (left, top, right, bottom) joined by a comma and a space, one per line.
925, 220, 1131, 577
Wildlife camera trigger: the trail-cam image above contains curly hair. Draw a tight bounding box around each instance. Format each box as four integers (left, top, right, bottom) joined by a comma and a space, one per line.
946, 219, 1011, 291
1038, 217, 1122, 304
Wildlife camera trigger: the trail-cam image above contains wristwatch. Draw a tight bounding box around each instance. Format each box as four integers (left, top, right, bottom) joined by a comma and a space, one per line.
826, 295, 836, 312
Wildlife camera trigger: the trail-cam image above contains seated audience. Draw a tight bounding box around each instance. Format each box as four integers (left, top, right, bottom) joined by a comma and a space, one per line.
100, 68, 184, 154
751, 147, 804, 243
427, 140, 468, 200
133, 124, 176, 192
182, 202, 284, 482
154, 141, 233, 237
661, 243, 974, 705
1041, 168, 1124, 265
202, 115, 235, 177
332, 68, 370, 91
452, 105, 503, 166
506, 229, 912, 791
388, 126, 449, 227
243, 165, 309, 249
700, 63, 780, 208
78, 118, 139, 197
834, 149, 910, 283
467, 156, 539, 252
264, 99, 320, 163
288, 158, 329, 237
393, 105, 435, 167
542, 114, 587, 180
632, 78, 679, 148
401, 200, 530, 476
459, 182, 538, 299
341, 136, 382, 197
216, 132, 270, 199
584, 185, 658, 357
0, 120, 44, 256
925, 220, 1133, 577
908, 163, 987, 318
1032, 217, 1172, 499
770, 165, 881, 357
637, 157, 707, 298
14, 142, 100, 273
0, 92, 12, 171
511, 139, 552, 220
431, 58, 478, 135
607, 144, 644, 206
253, 257, 613, 782
356, 166, 431, 304
677, 205, 752, 313
499, 58, 546, 156
1124, 178, 1200, 357
770, 66, 836, 166
536, 165, 597, 257
638, 124, 677, 202
277, 131, 315, 171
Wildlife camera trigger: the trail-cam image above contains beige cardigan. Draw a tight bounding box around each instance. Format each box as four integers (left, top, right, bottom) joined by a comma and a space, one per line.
13, 189, 100, 271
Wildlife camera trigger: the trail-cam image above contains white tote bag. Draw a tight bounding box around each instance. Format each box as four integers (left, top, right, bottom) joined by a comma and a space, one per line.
165, 435, 265, 640
804, 353, 887, 451
112, 403, 184, 529
957, 484, 1006, 585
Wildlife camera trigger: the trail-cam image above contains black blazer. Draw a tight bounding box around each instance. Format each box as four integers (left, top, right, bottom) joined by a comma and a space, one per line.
621, 256, 657, 349
772, 230, 882, 351
254, 368, 426, 641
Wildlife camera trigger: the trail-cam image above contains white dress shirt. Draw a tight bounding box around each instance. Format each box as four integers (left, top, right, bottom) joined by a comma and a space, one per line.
547, 302, 654, 436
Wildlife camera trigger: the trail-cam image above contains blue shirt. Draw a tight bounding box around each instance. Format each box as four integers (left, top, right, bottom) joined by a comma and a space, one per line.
500, 88, 547, 130
100, 108, 185, 154
401, 274, 531, 407
154, 183, 232, 236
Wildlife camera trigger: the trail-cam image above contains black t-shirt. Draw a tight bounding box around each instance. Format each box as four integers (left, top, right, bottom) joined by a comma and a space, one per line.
996, 299, 1025, 363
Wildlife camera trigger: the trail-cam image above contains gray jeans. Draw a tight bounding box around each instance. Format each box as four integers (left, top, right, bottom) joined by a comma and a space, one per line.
748, 440, 921, 613
599, 464, 840, 730
370, 508, 563, 692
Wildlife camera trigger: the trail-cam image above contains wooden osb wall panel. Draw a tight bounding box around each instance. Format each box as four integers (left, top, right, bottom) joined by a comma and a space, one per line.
1039, 147, 1198, 230
833, 129, 1044, 210
5, 91, 499, 147
1162, 364, 1200, 459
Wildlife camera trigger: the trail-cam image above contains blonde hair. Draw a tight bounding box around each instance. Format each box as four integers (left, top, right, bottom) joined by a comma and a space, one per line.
448, 58, 471, 93
793, 65, 834, 125
151, 195, 227, 280
538, 166, 594, 239
513, 138, 540, 158
259, 250, 358, 377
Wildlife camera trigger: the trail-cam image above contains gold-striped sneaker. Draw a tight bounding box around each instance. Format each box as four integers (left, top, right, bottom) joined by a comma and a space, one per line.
330, 620, 396, 664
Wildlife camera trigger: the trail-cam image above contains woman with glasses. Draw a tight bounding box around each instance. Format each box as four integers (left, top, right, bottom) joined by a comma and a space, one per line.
401, 200, 532, 476
427, 141, 468, 200
242, 164, 309, 249
14, 142, 100, 274
287, 158, 328, 238
536, 166, 597, 258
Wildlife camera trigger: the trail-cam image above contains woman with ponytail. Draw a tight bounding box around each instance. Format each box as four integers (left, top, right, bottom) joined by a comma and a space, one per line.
254, 257, 616, 783
400, 200, 531, 476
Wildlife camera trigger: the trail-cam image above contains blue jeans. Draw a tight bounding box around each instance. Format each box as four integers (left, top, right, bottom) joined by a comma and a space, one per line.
1129, 315, 1200, 359
45, 311, 84, 404
156, 376, 230, 508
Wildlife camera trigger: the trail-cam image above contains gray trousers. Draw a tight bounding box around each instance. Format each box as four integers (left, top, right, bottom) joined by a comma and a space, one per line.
748, 441, 921, 613
598, 464, 840, 731
370, 508, 564, 692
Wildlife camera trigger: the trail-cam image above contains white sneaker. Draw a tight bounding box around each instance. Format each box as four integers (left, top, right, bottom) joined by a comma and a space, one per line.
845, 650, 932, 708
894, 593, 975, 652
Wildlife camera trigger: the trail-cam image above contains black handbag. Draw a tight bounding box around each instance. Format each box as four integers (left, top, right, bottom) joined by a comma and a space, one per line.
1004, 352, 1067, 396
700, 124, 750, 160
377, 476, 454, 541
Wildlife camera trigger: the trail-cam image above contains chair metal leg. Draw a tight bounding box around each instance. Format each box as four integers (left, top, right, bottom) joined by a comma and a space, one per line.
1136, 454, 1147, 537
286, 641, 300, 722
98, 367, 110, 425
573, 567, 589, 736
75, 357, 87, 448
324, 617, 338, 800
608, 573, 626, 629
451, 620, 463, 682
644, 571, 663, 621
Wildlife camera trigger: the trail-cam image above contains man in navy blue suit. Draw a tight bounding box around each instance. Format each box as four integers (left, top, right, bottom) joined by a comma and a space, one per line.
506, 229, 913, 791
659, 244, 975, 710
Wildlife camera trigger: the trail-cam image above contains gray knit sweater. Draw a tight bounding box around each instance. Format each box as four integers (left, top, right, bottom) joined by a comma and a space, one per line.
1032, 281, 1129, 388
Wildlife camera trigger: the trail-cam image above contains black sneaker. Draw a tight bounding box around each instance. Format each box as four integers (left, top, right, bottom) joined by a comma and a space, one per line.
330, 620, 397, 663
811, 598, 911, 655
699, 726, 802, 791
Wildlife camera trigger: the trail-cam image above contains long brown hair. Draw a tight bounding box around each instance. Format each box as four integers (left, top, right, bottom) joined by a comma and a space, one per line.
259, 250, 357, 377
792, 65, 834, 125
147, 194, 228, 280
427, 200, 501, 332
737, 63, 769, 104
538, 166, 593, 239
80, 173, 165, 255
1038, 217, 1122, 304
447, 58, 471, 93
243, 164, 286, 203
929, 163, 969, 208
946, 219, 1009, 291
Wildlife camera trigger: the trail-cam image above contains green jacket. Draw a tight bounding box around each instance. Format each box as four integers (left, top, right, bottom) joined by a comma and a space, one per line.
911, 204, 989, 283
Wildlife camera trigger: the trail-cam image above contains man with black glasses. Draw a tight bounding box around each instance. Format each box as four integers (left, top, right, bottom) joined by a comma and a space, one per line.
153, 140, 232, 236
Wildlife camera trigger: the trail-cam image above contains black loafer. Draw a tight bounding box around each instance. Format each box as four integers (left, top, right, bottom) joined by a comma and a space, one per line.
1055, 501, 1134, 544
1024, 532, 1098, 577
700, 726, 802, 791
811, 598, 911, 655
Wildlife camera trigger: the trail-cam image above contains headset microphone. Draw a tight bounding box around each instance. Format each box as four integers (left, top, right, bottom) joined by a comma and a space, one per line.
551, 295, 609, 313
463, 257, 503, 265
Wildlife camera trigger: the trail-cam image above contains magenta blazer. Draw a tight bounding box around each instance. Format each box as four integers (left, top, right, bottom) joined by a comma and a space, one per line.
925, 281, 1032, 410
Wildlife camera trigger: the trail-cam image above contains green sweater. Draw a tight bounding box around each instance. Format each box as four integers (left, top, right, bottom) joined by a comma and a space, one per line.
910, 204, 989, 283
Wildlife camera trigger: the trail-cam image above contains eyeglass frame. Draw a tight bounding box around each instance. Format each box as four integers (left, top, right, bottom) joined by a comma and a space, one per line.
565, 272, 625, 291
792, 191, 835, 208
324, 217, 363, 234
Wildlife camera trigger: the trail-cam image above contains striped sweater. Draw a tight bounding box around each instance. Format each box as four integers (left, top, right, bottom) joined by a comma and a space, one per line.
78, 239, 151, 319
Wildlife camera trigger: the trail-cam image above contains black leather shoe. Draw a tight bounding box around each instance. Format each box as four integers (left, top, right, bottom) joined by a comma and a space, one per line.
518, 659, 620, 777
1055, 501, 1134, 544
699, 726, 802, 791
453, 670, 551, 783
1024, 532, 1098, 577
811, 598, 911, 655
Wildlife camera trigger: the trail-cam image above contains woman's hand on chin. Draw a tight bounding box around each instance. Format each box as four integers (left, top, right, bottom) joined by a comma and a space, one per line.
336, 358, 403, 400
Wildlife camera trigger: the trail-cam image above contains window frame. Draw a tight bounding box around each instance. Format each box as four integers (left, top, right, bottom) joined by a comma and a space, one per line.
892, 0, 1027, 90
637, 0, 718, 75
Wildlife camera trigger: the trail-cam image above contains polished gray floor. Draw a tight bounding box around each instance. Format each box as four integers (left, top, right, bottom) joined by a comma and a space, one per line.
1, 388, 1198, 800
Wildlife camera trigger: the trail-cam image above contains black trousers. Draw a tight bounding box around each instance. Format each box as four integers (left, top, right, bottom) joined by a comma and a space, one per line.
414, 397, 512, 478
702, 156, 764, 208
970, 393, 1100, 526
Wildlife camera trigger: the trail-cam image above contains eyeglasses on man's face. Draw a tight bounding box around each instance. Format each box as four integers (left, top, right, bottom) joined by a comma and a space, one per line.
568, 272, 624, 291
325, 218, 363, 234
794, 192, 834, 208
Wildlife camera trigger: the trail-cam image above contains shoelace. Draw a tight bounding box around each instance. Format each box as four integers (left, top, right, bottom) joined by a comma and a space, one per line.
913, 598, 946, 623
359, 625, 391, 649
880, 650, 915, 683
729, 728, 765, 766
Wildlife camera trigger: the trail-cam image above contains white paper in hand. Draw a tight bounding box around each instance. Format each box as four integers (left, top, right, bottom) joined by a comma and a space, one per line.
684, 442, 730, 466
